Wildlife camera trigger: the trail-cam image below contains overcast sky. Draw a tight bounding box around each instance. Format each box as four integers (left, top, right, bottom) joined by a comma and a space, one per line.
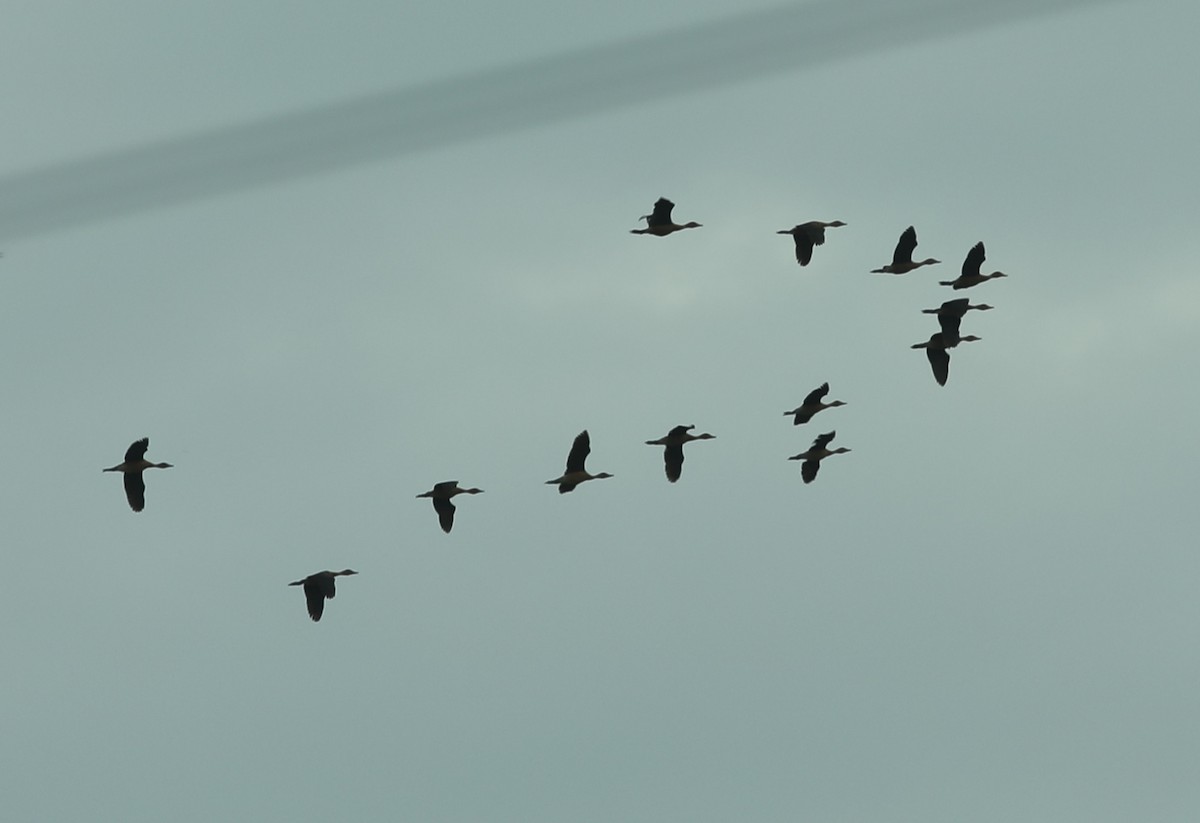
2, 1, 1199, 821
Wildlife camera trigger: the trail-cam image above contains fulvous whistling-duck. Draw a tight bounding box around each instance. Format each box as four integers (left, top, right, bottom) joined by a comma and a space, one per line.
546, 430, 613, 493
922, 297, 993, 324
871, 226, 940, 274
417, 481, 484, 534
102, 437, 172, 512
777, 220, 846, 265
784, 382, 846, 425
288, 569, 358, 622
644, 425, 715, 483
787, 431, 851, 484
940, 242, 1007, 289
923, 298, 990, 344
630, 198, 702, 236
911, 332, 981, 386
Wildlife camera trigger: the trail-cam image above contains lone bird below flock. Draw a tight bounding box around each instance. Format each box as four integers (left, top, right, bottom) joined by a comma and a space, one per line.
416, 481, 484, 533
644, 425, 716, 483
103, 437, 172, 512
776, 220, 846, 265
784, 382, 846, 425
940, 241, 1008, 289
911, 332, 981, 386
546, 430, 613, 493
788, 431, 851, 484
871, 226, 940, 274
289, 569, 357, 622
630, 198, 701, 236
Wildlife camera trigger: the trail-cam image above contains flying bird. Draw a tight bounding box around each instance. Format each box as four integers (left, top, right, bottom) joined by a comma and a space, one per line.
787, 430, 851, 484
546, 430, 613, 493
644, 424, 716, 483
871, 225, 940, 274
923, 298, 990, 344
940, 241, 1008, 289
776, 220, 846, 265
102, 437, 173, 512
784, 382, 846, 425
288, 569, 358, 622
921, 297, 993, 326
416, 481, 484, 533
911, 331, 981, 386
630, 197, 702, 236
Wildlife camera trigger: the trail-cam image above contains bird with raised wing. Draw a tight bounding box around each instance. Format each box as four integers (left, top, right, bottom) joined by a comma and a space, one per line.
644, 425, 716, 483
787, 431, 851, 484
417, 481, 484, 533
630, 198, 702, 236
940, 241, 1007, 289
871, 225, 940, 274
103, 437, 172, 512
546, 430, 613, 493
777, 220, 846, 265
784, 382, 846, 425
288, 569, 357, 622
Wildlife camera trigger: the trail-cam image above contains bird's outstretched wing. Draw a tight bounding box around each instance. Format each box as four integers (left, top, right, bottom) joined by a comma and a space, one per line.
433, 497, 456, 533
123, 472, 146, 512
926, 347, 950, 386
663, 444, 684, 483
801, 459, 820, 484
962, 242, 985, 278
565, 430, 591, 473
124, 438, 149, 462
893, 226, 918, 266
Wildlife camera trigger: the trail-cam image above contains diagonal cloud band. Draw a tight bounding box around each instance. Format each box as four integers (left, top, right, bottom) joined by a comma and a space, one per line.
0, 0, 1120, 240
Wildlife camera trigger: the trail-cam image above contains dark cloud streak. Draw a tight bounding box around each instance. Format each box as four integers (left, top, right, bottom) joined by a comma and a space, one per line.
0, 0, 1120, 240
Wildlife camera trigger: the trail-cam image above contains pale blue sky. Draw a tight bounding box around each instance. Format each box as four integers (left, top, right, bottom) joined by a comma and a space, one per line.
2, 1, 1198, 821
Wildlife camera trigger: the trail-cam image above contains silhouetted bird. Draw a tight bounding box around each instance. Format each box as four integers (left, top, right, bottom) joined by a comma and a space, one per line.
784, 382, 846, 425
871, 225, 940, 274
921, 298, 994, 334
630, 198, 702, 236
776, 220, 846, 265
911, 332, 981, 386
416, 481, 484, 533
939, 241, 1007, 289
787, 431, 851, 483
546, 430, 613, 493
644, 425, 716, 483
103, 438, 172, 512
288, 569, 358, 622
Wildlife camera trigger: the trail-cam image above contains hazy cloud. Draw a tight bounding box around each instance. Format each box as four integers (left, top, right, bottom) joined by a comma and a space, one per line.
0, 0, 1121, 240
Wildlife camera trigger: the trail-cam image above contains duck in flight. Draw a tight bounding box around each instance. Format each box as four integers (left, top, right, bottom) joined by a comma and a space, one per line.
871, 226, 940, 274
784, 382, 846, 425
911, 331, 981, 386
776, 220, 846, 265
289, 569, 357, 622
644, 425, 716, 483
630, 198, 702, 236
923, 298, 990, 344
102, 437, 172, 512
921, 297, 993, 326
787, 431, 851, 484
940, 241, 1008, 289
546, 430, 613, 493
417, 481, 484, 533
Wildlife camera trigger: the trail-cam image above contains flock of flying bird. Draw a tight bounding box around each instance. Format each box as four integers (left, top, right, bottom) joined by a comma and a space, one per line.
103, 197, 1008, 622
772, 210, 1007, 387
